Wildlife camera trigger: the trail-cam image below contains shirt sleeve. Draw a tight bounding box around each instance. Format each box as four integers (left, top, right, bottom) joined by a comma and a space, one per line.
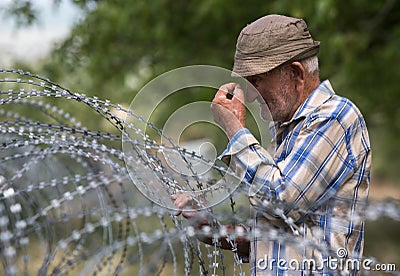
220, 117, 358, 225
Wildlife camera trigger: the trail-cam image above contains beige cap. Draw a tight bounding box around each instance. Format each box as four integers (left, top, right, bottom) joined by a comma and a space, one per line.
232, 14, 320, 77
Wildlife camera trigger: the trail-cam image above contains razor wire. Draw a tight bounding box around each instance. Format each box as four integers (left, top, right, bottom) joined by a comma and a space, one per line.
0, 68, 398, 275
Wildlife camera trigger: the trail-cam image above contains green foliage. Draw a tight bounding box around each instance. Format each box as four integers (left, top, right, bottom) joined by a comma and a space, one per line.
0, 0, 37, 27
5, 0, 400, 179
2, 0, 400, 271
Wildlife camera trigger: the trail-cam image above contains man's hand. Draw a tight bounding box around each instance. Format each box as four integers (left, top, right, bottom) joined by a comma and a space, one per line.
171, 193, 209, 225
211, 83, 246, 139
171, 193, 250, 259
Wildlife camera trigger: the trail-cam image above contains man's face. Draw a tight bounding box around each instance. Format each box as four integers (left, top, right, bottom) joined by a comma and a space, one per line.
245, 66, 298, 123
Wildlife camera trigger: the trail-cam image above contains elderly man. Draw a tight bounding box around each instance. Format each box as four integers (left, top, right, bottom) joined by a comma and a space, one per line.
173, 14, 371, 275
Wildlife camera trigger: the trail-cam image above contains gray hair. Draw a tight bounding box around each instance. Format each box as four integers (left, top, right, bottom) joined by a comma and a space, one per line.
301, 55, 319, 75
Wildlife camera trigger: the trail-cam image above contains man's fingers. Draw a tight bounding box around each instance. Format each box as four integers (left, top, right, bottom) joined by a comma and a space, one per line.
214, 90, 230, 103
214, 84, 244, 104
181, 210, 197, 219
171, 193, 195, 209
170, 194, 179, 200
216, 83, 237, 100
232, 85, 245, 102
219, 82, 237, 94
171, 194, 210, 227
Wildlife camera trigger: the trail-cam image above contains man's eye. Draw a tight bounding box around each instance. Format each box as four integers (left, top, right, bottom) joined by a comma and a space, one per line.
253, 78, 261, 85
249, 77, 258, 84
247, 76, 262, 87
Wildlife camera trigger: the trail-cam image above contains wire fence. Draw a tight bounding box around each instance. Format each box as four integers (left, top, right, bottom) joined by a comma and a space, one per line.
0, 69, 398, 275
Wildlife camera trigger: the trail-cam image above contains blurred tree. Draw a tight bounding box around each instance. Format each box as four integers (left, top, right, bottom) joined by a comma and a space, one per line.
2, 0, 400, 179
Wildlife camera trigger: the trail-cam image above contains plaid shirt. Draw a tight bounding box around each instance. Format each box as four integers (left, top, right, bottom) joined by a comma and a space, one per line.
221, 80, 371, 275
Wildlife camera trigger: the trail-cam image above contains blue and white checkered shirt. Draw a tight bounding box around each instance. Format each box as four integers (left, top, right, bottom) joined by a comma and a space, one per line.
220, 80, 371, 275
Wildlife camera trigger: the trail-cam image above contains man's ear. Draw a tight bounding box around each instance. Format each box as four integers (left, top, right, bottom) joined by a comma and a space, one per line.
289, 62, 305, 92
289, 61, 305, 81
